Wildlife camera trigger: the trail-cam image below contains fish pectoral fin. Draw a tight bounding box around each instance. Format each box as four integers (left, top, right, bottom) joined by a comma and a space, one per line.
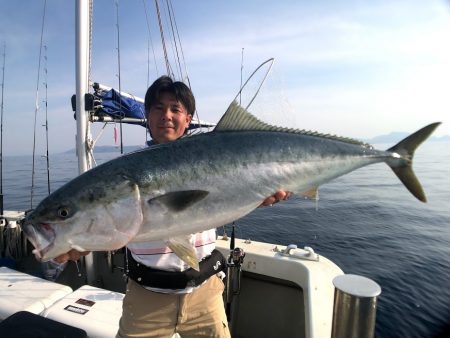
300, 187, 319, 200
167, 236, 200, 271
148, 190, 209, 212
70, 244, 88, 252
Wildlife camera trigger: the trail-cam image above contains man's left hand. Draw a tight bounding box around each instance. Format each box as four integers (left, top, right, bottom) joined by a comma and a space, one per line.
260, 191, 291, 207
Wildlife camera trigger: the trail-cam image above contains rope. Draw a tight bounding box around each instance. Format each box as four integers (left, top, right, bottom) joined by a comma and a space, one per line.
30, 0, 47, 209
2, 221, 23, 260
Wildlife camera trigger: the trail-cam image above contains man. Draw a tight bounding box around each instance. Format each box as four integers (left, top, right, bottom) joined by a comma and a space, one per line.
57, 76, 289, 337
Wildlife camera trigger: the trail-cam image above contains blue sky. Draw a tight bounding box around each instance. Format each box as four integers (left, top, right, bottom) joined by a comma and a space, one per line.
0, 0, 449, 156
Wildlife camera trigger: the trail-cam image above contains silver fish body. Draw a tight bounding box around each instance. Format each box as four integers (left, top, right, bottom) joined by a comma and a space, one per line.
21, 102, 440, 267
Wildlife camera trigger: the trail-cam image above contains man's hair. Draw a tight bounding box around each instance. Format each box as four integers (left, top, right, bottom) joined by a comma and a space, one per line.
144, 76, 195, 116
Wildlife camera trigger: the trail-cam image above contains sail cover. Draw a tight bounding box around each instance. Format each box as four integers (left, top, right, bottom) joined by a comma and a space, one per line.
91, 83, 215, 130
97, 87, 145, 119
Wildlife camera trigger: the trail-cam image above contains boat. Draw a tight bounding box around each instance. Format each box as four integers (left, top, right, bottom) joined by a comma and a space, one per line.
0, 1, 381, 337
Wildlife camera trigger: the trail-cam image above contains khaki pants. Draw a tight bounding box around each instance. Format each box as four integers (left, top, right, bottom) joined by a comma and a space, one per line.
117, 275, 230, 338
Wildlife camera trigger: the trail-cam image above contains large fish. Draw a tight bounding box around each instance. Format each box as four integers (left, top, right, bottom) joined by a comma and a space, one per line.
21, 101, 440, 269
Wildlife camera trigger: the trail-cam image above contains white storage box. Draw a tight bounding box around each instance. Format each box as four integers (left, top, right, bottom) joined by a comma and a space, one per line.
43, 285, 124, 338
0, 266, 73, 320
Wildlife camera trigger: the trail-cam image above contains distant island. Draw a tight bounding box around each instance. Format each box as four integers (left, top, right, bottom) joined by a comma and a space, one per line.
364, 133, 450, 144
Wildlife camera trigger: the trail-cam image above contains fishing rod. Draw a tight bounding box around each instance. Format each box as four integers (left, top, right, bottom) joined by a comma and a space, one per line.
233, 57, 275, 111
225, 222, 245, 321
30, 0, 47, 208
42, 45, 51, 195
115, 0, 124, 154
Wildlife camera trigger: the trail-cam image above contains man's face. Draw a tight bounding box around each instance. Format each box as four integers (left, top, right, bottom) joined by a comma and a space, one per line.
147, 92, 192, 144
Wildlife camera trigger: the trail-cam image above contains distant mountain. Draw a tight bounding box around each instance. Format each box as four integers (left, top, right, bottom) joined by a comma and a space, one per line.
365, 132, 450, 144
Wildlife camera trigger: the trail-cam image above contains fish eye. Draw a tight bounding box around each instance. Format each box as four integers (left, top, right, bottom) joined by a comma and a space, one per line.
57, 207, 70, 218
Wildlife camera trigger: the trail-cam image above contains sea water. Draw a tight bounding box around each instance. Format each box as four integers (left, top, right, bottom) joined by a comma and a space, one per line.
2, 142, 450, 338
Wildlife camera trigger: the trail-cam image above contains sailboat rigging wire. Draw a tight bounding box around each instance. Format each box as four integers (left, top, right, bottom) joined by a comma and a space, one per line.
155, 0, 173, 77
30, 0, 47, 209
168, 0, 191, 88
0, 44, 5, 217
43, 45, 51, 195
115, 0, 124, 154
142, 0, 159, 86
165, 0, 183, 80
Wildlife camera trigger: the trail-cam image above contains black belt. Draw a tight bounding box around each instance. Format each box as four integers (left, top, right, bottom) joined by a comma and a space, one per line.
126, 249, 227, 289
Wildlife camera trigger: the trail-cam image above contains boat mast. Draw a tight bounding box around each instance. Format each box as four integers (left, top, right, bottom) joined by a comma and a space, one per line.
75, 0, 95, 284
75, 0, 91, 174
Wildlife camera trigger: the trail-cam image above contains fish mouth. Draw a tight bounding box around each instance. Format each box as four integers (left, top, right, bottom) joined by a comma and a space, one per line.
22, 222, 56, 261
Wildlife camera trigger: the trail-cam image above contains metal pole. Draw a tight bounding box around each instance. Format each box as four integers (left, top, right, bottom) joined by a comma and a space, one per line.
75, 0, 95, 284
332, 274, 381, 338
75, 0, 90, 174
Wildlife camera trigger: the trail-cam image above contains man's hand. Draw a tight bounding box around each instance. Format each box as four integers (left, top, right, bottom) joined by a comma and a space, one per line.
260, 191, 291, 207
53, 249, 90, 264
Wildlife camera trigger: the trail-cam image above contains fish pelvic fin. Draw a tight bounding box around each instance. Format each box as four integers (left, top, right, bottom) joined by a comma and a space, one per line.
167, 236, 200, 271
387, 122, 441, 203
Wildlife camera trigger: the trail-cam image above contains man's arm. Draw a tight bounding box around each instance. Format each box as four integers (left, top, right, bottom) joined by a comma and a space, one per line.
53, 249, 90, 263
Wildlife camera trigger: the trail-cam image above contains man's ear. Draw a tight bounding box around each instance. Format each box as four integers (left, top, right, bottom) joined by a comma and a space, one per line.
185, 113, 192, 128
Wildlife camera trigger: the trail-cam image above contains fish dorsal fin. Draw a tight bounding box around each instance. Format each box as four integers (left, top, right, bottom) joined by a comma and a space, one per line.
214, 101, 371, 147
214, 100, 277, 132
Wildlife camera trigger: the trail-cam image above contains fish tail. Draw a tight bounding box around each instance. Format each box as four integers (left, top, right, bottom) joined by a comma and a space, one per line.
386, 122, 441, 202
